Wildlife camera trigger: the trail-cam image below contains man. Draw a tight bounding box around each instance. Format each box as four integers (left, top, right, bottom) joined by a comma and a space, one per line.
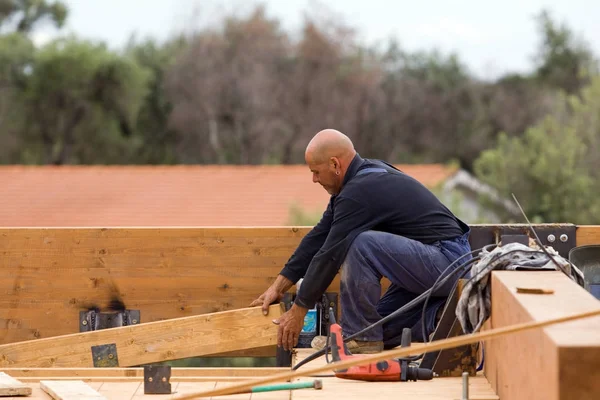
250, 129, 471, 353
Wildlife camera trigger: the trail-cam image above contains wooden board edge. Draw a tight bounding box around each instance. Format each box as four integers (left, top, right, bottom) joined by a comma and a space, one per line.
1, 367, 289, 378
576, 225, 600, 246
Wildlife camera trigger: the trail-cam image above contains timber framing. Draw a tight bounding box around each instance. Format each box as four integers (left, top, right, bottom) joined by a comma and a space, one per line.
0, 304, 283, 368
484, 271, 600, 400
2, 225, 597, 347
0, 225, 599, 398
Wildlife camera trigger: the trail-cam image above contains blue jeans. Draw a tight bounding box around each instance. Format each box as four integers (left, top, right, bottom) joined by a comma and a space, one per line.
339, 230, 472, 348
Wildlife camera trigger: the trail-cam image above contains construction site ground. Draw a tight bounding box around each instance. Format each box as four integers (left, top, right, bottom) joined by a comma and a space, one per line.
0, 348, 498, 399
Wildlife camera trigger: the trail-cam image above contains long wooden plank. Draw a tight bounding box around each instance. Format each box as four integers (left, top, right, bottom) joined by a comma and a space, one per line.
484, 271, 600, 400
0, 304, 283, 368
40, 380, 106, 399
0, 372, 32, 396
1, 367, 288, 378
576, 225, 600, 246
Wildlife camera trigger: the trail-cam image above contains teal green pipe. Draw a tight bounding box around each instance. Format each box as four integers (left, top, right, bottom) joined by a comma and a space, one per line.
250, 379, 323, 393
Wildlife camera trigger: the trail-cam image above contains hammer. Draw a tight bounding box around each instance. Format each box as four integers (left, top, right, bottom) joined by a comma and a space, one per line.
228, 379, 323, 395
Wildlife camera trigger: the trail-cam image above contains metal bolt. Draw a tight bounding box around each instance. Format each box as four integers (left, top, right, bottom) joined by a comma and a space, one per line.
132, 319, 138, 324
148, 377, 153, 382
161, 377, 167, 382
547, 234, 556, 243
82, 320, 87, 326
108, 354, 114, 359
560, 234, 568, 242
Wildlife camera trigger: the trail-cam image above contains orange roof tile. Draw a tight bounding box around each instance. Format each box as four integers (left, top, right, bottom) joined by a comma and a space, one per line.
0, 164, 457, 227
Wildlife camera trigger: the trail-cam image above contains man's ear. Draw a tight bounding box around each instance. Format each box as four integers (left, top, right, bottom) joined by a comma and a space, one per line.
329, 157, 339, 171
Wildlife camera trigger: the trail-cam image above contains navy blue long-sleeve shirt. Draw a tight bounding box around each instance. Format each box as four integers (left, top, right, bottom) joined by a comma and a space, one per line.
280, 153, 469, 309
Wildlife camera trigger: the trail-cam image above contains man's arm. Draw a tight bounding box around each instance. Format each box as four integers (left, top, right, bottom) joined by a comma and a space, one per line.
293, 195, 373, 309
278, 197, 335, 283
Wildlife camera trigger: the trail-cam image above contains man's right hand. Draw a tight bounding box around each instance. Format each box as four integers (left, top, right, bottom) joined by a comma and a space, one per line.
250, 287, 284, 315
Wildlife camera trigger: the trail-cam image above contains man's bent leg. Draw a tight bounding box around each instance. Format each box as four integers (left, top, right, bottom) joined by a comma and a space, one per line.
377, 284, 446, 348
339, 231, 464, 348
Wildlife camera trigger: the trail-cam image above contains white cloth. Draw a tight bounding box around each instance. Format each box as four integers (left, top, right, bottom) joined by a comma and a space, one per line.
455, 242, 584, 334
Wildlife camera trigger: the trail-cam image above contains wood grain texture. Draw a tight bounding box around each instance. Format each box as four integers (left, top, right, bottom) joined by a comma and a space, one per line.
575, 225, 600, 246
0, 227, 313, 348
40, 380, 107, 399
1, 367, 289, 379
0, 371, 32, 396
0, 304, 283, 368
484, 271, 600, 400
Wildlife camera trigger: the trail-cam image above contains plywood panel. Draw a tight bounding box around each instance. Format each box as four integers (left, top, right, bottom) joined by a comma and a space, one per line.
484, 271, 600, 400
0, 372, 32, 396
40, 380, 106, 399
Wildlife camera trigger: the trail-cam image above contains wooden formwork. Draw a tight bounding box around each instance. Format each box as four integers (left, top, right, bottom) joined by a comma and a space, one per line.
0, 225, 599, 399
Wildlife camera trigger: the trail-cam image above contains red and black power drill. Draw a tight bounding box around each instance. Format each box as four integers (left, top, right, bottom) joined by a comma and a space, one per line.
326, 308, 434, 382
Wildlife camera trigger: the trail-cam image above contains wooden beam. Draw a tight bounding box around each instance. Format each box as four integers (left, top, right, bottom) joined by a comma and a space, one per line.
1, 367, 288, 378
484, 271, 600, 400
40, 380, 106, 399
576, 225, 600, 246
0, 372, 32, 396
0, 304, 283, 368
18, 376, 278, 383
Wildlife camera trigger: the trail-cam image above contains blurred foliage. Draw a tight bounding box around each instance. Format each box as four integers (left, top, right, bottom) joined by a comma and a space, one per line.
287, 203, 324, 226
474, 74, 600, 224
16, 36, 151, 164
0, 0, 67, 33
534, 9, 597, 94
0, 3, 597, 222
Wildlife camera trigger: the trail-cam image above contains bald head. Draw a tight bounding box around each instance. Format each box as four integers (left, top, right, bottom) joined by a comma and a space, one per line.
305, 129, 355, 164
305, 129, 357, 195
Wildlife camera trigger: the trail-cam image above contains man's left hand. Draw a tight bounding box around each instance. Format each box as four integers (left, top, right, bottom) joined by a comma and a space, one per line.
273, 304, 308, 351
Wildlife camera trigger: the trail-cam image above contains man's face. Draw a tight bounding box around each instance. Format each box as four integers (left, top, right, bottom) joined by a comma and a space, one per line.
307, 158, 340, 195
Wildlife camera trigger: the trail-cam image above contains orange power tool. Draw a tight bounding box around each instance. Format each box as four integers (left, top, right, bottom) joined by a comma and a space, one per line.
326, 308, 434, 382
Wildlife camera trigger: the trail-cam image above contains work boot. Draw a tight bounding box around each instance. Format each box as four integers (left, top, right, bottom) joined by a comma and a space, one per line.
310, 335, 329, 350
345, 340, 384, 354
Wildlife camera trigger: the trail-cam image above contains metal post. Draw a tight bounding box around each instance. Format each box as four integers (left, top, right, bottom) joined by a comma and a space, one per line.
462, 371, 469, 400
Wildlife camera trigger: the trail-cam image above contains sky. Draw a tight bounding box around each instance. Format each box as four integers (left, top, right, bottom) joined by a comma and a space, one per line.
31, 0, 600, 80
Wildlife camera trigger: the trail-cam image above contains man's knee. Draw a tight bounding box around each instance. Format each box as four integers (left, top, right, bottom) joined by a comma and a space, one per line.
341, 231, 382, 283
352, 230, 382, 252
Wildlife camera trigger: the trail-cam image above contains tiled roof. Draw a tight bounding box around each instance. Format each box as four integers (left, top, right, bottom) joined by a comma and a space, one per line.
0, 164, 457, 227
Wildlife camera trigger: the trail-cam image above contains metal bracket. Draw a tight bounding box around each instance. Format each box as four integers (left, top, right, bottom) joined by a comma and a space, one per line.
421, 279, 478, 377
469, 224, 577, 259
80, 309, 140, 332
144, 365, 172, 394
317, 292, 338, 337
91, 343, 119, 367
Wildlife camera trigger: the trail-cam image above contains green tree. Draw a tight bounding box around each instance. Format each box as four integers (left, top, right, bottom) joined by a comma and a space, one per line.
0, 0, 67, 33
18, 37, 150, 164
0, 32, 34, 162
125, 36, 187, 164
534, 9, 597, 94
473, 75, 600, 224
